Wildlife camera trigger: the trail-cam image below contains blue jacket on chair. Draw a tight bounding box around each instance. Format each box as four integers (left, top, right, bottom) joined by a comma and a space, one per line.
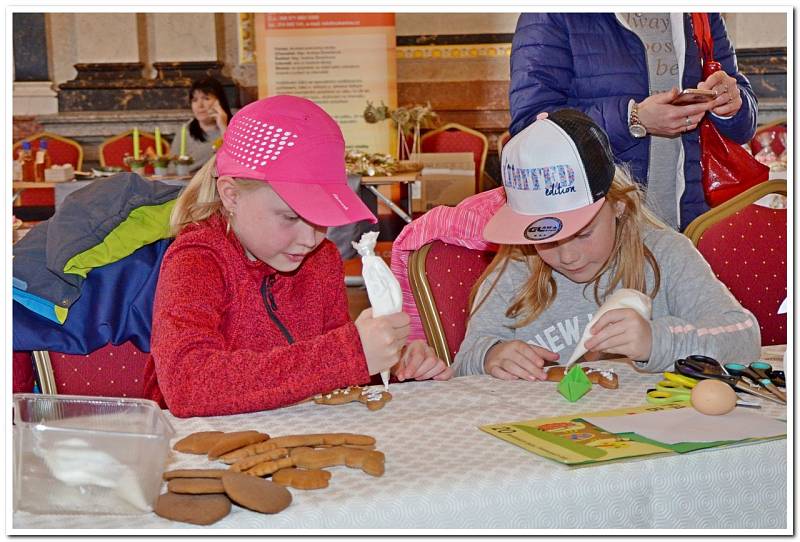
509, 13, 758, 227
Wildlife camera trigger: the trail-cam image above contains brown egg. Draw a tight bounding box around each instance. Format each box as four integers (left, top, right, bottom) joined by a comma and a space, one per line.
690, 379, 738, 416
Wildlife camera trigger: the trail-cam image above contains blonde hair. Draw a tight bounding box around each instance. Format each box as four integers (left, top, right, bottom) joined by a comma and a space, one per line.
470, 166, 665, 328
169, 156, 264, 236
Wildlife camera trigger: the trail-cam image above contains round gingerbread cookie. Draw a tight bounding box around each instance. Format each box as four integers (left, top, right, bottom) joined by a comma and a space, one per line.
221, 471, 292, 514
173, 431, 225, 454
154, 492, 231, 525
168, 478, 226, 495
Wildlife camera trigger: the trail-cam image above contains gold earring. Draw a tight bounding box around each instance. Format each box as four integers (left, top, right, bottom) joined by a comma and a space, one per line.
226, 209, 234, 235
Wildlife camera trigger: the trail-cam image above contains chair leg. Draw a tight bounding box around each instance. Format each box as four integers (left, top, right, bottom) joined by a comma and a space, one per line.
32, 351, 58, 395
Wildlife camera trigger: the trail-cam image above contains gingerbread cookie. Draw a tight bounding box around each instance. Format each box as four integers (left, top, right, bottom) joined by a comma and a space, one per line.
173, 431, 225, 454
291, 446, 385, 477
168, 478, 226, 495
314, 386, 391, 411
154, 492, 231, 525
221, 471, 292, 514
272, 467, 331, 490
163, 468, 228, 480
229, 448, 290, 472
545, 366, 619, 389
207, 431, 269, 460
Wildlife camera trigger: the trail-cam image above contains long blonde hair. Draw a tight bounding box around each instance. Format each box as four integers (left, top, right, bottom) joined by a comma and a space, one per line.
170, 156, 263, 236
470, 166, 664, 328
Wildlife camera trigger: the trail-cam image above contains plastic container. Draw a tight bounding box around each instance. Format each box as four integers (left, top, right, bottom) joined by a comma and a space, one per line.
13, 394, 175, 515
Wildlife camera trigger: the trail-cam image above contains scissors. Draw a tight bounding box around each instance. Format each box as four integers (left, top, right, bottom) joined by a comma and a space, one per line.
646, 374, 694, 405
648, 371, 761, 408
724, 361, 787, 403
674, 355, 784, 405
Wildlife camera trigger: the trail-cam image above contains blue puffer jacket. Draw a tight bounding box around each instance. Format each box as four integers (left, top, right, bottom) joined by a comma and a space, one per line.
509, 13, 758, 227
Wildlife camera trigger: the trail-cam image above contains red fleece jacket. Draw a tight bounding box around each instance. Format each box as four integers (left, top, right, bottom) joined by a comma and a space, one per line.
143, 213, 370, 417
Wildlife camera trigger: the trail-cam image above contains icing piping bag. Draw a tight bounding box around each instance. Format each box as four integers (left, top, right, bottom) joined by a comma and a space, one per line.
353, 231, 403, 390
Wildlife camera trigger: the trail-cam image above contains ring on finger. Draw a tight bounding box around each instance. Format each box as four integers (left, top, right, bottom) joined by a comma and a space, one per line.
685, 116, 692, 127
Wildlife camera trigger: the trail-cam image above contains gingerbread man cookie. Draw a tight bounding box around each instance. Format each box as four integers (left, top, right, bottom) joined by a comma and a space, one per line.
313, 386, 391, 411
545, 366, 619, 389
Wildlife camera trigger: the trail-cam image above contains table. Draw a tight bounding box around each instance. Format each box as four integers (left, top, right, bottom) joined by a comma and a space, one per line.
13, 349, 787, 531
360, 172, 419, 224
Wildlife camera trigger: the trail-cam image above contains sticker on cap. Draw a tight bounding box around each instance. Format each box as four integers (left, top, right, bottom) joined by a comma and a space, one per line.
524, 217, 562, 241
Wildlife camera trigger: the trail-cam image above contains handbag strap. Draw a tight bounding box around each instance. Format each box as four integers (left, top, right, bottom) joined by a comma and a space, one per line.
691, 13, 715, 62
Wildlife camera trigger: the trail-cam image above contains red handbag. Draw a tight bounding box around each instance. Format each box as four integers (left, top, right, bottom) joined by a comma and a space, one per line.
691, 13, 769, 208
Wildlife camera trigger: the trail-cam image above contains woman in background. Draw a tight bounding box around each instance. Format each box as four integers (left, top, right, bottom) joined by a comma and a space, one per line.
172, 76, 233, 173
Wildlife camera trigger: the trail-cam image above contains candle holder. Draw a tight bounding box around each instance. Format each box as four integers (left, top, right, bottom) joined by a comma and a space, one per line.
176, 155, 194, 177
124, 155, 148, 176
151, 156, 173, 177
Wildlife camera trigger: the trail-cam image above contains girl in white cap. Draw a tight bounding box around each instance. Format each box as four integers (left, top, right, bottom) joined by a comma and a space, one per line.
453, 109, 760, 379
144, 95, 451, 417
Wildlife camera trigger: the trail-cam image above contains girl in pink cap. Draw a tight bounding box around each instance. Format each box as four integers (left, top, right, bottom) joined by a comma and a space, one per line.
144, 95, 451, 417
453, 109, 760, 379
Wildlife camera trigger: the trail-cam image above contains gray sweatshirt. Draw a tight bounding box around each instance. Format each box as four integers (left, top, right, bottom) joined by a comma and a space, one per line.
452, 227, 761, 375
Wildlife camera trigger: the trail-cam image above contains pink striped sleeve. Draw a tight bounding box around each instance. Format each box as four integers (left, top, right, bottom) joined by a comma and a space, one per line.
390, 188, 506, 341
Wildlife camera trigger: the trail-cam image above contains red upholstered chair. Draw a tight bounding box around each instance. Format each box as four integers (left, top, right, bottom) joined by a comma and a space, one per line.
408, 240, 496, 365
497, 130, 511, 160
13, 351, 36, 393
420, 123, 489, 193
750, 118, 786, 162
13, 132, 84, 208
684, 180, 787, 346
32, 342, 149, 398
99, 130, 169, 175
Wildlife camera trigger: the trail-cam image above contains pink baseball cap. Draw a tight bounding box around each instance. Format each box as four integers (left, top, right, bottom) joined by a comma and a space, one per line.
216, 95, 377, 226
483, 109, 616, 244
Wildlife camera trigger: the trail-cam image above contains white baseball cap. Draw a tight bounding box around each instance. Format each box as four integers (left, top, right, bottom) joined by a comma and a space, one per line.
484, 109, 616, 244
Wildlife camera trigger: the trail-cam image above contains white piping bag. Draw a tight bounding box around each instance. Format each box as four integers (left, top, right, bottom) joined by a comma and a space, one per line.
566, 288, 652, 368
353, 231, 402, 390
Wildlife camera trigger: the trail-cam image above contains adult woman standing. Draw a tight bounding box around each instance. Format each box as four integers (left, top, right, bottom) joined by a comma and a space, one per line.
172, 76, 234, 173
509, 13, 757, 229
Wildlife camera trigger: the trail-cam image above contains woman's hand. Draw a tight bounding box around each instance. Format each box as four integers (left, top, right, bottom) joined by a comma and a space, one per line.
208, 99, 229, 132
394, 339, 453, 381
697, 70, 743, 117
636, 88, 714, 136
355, 309, 410, 376
582, 308, 653, 362
484, 340, 559, 381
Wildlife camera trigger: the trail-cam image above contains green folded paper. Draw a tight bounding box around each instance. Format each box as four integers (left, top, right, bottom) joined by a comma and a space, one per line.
557, 365, 593, 402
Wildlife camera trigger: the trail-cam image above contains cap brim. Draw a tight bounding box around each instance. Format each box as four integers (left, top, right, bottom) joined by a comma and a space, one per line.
268, 180, 378, 227
483, 198, 606, 244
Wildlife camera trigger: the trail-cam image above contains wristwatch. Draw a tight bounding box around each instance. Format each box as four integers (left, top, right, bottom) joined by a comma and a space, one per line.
628, 101, 647, 138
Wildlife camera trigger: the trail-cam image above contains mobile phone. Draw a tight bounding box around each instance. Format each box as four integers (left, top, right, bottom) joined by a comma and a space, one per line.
671, 88, 717, 106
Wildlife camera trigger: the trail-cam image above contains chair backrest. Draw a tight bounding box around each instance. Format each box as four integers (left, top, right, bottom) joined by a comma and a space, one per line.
420, 123, 489, 193
497, 130, 511, 161
684, 180, 787, 346
750, 118, 786, 158
408, 240, 495, 365
33, 342, 149, 398
13, 351, 35, 393
13, 131, 84, 170
99, 130, 170, 175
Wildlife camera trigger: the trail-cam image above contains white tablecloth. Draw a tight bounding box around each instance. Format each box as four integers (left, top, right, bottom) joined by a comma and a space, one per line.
13, 353, 788, 531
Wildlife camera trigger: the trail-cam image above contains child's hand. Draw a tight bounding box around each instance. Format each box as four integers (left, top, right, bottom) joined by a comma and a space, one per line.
355, 309, 410, 376
394, 339, 453, 381
483, 340, 559, 381
583, 308, 652, 361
